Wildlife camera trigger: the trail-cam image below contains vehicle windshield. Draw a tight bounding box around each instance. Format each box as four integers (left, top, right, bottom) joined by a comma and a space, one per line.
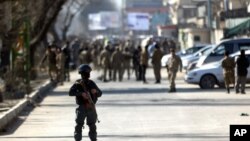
182, 46, 203, 55
202, 45, 215, 55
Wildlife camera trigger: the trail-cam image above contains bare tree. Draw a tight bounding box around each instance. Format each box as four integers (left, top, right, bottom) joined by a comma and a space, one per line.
0, 0, 67, 101
30, 0, 67, 47
59, 0, 89, 41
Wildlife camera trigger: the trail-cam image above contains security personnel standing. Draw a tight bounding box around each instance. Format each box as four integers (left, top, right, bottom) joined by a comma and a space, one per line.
151, 43, 163, 83
133, 45, 142, 81
99, 46, 111, 82
235, 50, 249, 94
221, 51, 235, 94
56, 47, 65, 85
111, 46, 123, 81
69, 64, 102, 141
122, 47, 132, 80
140, 44, 149, 84
166, 48, 182, 92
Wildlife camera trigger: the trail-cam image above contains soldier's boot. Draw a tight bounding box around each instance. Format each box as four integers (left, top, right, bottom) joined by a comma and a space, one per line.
241, 91, 246, 94
89, 124, 97, 141
168, 88, 176, 93
173, 88, 176, 92
74, 124, 83, 141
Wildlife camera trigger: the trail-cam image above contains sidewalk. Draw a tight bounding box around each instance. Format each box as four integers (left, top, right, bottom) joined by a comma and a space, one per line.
0, 74, 54, 131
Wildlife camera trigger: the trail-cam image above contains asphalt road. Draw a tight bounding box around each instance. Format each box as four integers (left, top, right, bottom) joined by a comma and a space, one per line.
0, 68, 250, 141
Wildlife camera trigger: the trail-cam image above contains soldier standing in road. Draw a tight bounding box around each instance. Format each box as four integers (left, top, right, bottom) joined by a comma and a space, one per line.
152, 43, 163, 83
133, 45, 142, 81
235, 50, 249, 94
69, 64, 102, 141
79, 47, 92, 65
111, 46, 124, 81
99, 46, 111, 82
140, 44, 150, 84
166, 48, 182, 92
221, 51, 235, 94
62, 41, 71, 82
122, 47, 132, 80
91, 44, 100, 70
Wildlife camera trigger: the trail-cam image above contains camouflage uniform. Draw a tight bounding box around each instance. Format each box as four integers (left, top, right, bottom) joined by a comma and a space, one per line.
111, 47, 123, 81
79, 47, 92, 64
140, 45, 149, 83
99, 47, 110, 82
222, 56, 235, 93
166, 52, 182, 92
91, 46, 99, 70
41, 45, 58, 81
152, 45, 163, 83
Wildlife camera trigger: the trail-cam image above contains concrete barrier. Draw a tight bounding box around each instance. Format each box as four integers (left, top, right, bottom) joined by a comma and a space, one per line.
0, 80, 54, 131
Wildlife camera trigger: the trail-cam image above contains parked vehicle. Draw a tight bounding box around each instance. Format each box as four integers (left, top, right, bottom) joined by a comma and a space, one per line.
185, 50, 250, 89
161, 45, 206, 67
182, 44, 214, 71
196, 38, 250, 68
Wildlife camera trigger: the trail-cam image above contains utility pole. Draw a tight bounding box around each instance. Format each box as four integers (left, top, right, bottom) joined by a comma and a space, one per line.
224, 0, 229, 11
207, 0, 212, 43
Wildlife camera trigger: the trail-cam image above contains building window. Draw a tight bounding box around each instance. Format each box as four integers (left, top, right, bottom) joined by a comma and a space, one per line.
194, 35, 200, 42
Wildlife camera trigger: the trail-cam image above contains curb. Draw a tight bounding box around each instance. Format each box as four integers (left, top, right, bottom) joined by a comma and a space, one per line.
0, 80, 54, 131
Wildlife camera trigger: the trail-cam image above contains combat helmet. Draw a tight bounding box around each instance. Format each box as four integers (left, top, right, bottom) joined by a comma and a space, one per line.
78, 64, 92, 74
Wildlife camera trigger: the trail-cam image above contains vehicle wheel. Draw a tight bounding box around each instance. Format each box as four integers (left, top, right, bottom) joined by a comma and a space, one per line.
199, 74, 216, 89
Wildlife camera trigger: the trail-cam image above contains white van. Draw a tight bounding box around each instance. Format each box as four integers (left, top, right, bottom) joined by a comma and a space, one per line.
196, 38, 250, 67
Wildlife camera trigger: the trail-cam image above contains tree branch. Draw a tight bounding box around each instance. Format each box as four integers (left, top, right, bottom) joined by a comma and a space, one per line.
30, 0, 67, 47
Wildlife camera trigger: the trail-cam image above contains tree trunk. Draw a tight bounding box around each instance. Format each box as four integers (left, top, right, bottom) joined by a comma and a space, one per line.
29, 0, 66, 79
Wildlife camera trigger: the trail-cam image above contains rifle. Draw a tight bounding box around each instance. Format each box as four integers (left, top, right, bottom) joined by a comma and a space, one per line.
79, 80, 100, 123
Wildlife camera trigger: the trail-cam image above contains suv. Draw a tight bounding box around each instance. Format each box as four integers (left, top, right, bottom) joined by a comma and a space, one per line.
196, 38, 250, 67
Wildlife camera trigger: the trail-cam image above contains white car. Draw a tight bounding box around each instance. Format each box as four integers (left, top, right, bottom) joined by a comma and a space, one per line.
182, 45, 214, 70
161, 45, 206, 67
185, 50, 250, 89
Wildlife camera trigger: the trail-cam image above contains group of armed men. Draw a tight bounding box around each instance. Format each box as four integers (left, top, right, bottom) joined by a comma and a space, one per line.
222, 50, 249, 94
41, 37, 181, 92
76, 37, 181, 93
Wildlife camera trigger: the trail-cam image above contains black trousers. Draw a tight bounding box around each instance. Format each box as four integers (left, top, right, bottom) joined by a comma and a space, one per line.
74, 105, 97, 141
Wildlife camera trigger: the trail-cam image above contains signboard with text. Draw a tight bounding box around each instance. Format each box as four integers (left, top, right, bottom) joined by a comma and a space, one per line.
126, 13, 150, 31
